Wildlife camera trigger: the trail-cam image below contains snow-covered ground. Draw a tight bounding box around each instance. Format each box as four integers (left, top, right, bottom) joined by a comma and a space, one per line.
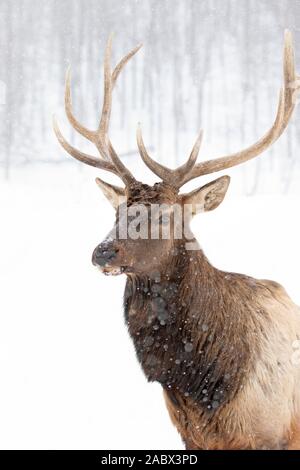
1, 164, 300, 450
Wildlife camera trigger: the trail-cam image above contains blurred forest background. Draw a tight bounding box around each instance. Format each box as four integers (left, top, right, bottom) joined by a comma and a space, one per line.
1, 0, 300, 193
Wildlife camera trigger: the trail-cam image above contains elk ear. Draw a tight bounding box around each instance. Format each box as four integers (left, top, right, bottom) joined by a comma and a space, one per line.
95, 177, 126, 209
181, 175, 230, 215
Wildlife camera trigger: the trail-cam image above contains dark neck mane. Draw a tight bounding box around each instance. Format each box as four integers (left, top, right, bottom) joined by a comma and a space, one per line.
124, 242, 256, 413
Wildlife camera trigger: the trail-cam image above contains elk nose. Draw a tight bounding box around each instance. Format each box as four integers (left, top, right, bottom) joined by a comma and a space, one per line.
92, 243, 118, 267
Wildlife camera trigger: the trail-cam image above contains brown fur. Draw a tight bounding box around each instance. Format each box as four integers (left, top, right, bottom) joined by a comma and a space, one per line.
117, 183, 300, 449
124, 241, 300, 449
89, 180, 300, 450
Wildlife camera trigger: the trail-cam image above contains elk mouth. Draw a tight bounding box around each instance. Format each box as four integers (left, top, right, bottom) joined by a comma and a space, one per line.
98, 265, 133, 276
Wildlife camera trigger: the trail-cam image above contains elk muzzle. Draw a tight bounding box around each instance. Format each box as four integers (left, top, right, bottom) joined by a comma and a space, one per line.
92, 242, 119, 268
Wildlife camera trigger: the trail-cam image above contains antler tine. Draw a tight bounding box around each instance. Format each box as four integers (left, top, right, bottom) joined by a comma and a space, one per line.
136, 124, 203, 188
182, 29, 299, 183
52, 116, 118, 175
282, 29, 299, 128
112, 43, 143, 84
64, 41, 142, 164
64, 67, 97, 143
97, 34, 113, 147
137, 123, 172, 182
95, 37, 136, 184
54, 36, 141, 185
178, 129, 203, 177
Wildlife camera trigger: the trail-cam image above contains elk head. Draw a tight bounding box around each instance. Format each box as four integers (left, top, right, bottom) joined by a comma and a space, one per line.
54, 31, 299, 276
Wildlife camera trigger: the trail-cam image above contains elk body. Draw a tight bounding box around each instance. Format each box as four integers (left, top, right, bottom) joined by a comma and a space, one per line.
54, 31, 300, 450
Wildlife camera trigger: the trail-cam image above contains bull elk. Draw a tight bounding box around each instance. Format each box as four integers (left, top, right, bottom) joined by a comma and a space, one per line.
54, 31, 300, 450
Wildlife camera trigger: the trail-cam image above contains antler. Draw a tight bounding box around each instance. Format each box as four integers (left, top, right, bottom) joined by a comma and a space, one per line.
137, 125, 203, 188
137, 30, 299, 188
53, 36, 142, 185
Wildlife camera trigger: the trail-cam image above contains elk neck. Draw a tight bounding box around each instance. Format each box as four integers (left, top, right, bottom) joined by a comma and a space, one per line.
123, 239, 253, 413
